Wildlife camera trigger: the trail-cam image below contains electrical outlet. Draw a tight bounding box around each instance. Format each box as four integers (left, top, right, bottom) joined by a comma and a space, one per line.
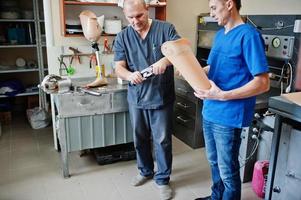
294, 20, 301, 33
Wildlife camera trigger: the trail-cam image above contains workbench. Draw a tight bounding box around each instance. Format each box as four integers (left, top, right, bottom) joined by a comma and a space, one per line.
266, 95, 301, 200
52, 78, 133, 178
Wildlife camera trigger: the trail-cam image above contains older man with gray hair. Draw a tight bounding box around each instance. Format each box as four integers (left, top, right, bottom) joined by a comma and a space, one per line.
114, 0, 180, 199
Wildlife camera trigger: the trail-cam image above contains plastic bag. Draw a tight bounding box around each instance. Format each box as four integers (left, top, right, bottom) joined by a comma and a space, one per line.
26, 107, 51, 129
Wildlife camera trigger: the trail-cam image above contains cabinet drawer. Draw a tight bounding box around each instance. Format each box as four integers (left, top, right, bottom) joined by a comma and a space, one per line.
174, 109, 195, 130
57, 93, 111, 117
112, 91, 129, 112
174, 77, 196, 102
174, 118, 203, 149
175, 95, 196, 116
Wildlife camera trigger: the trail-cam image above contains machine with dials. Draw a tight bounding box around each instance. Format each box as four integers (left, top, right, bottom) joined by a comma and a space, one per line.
262, 34, 295, 60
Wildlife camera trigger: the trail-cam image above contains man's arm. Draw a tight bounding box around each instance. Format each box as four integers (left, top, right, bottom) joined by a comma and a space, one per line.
222, 73, 270, 100
194, 73, 270, 100
152, 57, 172, 75
115, 60, 144, 85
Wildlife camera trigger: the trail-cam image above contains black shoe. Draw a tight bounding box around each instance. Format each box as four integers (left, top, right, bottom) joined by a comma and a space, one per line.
195, 196, 211, 200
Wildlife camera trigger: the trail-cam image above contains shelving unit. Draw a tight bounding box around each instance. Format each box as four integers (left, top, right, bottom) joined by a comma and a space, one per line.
0, 91, 39, 98
59, 0, 167, 37
0, 67, 48, 73
0, 19, 35, 22
0, 45, 38, 49
0, 0, 47, 114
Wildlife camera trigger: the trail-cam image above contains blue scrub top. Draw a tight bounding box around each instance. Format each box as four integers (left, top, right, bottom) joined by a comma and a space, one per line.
203, 23, 269, 128
114, 20, 180, 109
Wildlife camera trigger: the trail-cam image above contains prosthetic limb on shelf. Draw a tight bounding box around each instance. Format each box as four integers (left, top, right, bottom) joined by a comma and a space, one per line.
161, 38, 211, 90
79, 10, 107, 87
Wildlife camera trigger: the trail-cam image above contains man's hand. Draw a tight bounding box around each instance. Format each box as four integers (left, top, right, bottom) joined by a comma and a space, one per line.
128, 71, 144, 85
194, 80, 227, 101
152, 58, 169, 75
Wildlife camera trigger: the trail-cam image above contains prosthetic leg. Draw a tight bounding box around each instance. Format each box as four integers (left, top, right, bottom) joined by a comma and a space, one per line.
79, 10, 107, 87
161, 38, 211, 90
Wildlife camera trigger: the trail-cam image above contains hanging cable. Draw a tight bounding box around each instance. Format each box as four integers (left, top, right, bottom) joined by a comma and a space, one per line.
285, 62, 293, 93
279, 62, 287, 95
239, 133, 260, 169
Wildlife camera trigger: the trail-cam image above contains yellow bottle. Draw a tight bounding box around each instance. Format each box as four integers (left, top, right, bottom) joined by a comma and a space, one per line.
95, 65, 101, 79
95, 64, 105, 79
101, 64, 105, 78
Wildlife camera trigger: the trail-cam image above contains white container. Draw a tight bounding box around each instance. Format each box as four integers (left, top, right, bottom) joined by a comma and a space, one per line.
15, 57, 26, 67
104, 18, 122, 34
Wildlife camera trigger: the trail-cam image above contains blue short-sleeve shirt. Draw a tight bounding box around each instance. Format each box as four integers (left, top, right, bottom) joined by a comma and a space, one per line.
203, 24, 269, 128
114, 19, 180, 109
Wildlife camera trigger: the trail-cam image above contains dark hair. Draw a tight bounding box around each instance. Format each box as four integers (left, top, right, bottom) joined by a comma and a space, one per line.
233, 0, 241, 11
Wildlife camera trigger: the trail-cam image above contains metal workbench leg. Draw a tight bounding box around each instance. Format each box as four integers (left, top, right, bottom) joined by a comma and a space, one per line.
265, 115, 282, 200
50, 95, 58, 150
58, 118, 70, 178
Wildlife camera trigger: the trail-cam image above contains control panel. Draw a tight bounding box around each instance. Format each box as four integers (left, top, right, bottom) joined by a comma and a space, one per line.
262, 34, 295, 60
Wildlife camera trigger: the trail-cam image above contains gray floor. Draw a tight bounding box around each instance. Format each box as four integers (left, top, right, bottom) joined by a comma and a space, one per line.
0, 117, 261, 200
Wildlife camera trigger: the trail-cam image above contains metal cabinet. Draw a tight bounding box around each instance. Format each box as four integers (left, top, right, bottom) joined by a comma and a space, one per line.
173, 76, 204, 149
53, 82, 133, 178
266, 96, 301, 200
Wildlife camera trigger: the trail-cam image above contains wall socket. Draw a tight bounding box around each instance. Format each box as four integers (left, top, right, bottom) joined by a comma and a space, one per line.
294, 19, 301, 33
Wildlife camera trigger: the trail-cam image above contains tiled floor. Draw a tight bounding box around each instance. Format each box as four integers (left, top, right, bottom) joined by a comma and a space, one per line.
0, 117, 261, 200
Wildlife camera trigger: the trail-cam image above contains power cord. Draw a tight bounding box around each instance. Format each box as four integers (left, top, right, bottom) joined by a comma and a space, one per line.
285, 62, 293, 93
279, 61, 293, 94
239, 132, 260, 169
280, 63, 285, 95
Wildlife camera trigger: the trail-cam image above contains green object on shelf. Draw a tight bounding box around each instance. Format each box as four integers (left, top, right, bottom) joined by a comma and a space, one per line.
67, 66, 75, 75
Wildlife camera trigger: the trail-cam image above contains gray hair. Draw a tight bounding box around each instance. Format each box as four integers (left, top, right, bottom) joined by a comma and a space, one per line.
123, 0, 147, 9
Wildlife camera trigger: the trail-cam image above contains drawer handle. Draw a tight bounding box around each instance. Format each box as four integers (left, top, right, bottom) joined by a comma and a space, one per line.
177, 102, 190, 109
176, 115, 190, 123
78, 101, 95, 106
177, 87, 188, 93
273, 186, 281, 193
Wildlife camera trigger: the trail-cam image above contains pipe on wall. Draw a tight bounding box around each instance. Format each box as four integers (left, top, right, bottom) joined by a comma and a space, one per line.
43, 0, 54, 46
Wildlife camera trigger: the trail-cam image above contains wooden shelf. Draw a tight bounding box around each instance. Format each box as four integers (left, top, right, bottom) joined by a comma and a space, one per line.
64, 1, 166, 7
64, 1, 118, 6
64, 32, 117, 37
60, 0, 167, 37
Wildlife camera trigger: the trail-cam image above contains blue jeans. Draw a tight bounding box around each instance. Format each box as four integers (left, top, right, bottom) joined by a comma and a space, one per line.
203, 119, 242, 200
128, 103, 173, 185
